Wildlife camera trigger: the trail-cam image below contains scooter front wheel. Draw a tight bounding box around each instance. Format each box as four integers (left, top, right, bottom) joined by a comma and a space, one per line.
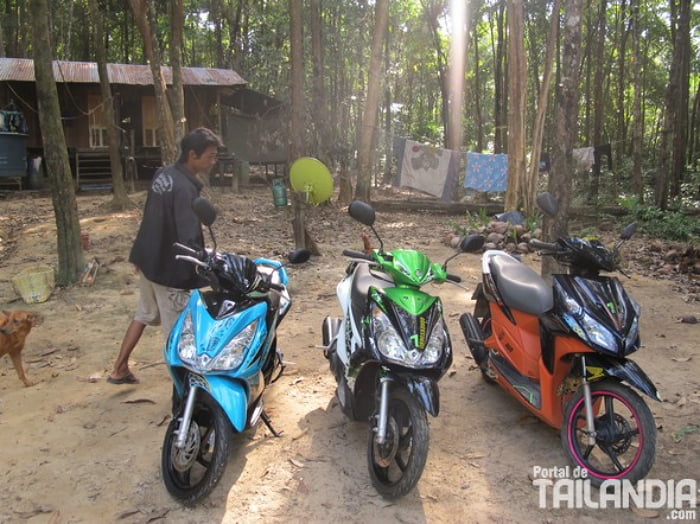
561, 380, 656, 487
367, 387, 429, 499
161, 391, 233, 505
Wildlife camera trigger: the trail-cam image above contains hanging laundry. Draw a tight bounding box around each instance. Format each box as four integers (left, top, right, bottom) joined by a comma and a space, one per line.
399, 140, 454, 199
572, 147, 595, 171
464, 152, 508, 192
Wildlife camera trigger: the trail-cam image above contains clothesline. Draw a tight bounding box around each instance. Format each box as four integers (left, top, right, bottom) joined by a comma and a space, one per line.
392, 136, 615, 198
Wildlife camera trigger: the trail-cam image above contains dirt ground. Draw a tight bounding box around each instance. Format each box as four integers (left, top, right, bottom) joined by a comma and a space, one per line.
0, 183, 699, 524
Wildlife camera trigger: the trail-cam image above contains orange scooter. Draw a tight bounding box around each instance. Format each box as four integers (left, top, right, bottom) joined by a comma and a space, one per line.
460, 193, 659, 486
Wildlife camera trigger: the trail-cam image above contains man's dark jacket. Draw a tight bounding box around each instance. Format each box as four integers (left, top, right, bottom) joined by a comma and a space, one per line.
129, 163, 205, 289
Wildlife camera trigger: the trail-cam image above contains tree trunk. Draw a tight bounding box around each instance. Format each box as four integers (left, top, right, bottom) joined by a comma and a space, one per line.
446, 0, 467, 152
505, 0, 526, 212
655, 0, 686, 209
543, 0, 583, 278
613, 0, 630, 198
423, 1, 449, 147
88, 0, 129, 210
355, 0, 388, 202
590, 0, 607, 204
31, 0, 84, 286
128, 0, 177, 165
631, 1, 644, 200
473, 23, 484, 151
524, 0, 559, 216
493, 2, 507, 154
289, 0, 305, 249
309, 0, 327, 162
169, 0, 186, 144
670, 0, 690, 200
288, 0, 304, 162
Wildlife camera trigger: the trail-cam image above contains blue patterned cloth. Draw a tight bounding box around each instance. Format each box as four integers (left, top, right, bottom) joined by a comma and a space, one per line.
464, 152, 508, 192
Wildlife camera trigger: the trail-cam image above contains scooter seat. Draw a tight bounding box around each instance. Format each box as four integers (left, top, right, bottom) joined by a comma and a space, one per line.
351, 263, 394, 321
352, 263, 394, 299
490, 254, 553, 315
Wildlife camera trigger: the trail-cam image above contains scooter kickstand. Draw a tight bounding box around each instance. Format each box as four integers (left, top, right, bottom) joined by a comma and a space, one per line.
261, 410, 282, 437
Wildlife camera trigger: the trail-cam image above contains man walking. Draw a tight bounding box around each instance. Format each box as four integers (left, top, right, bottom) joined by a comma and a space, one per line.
107, 127, 222, 384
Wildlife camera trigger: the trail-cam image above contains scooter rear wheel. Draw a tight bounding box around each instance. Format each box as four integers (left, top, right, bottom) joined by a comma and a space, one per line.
162, 391, 233, 505
367, 387, 429, 499
561, 380, 656, 487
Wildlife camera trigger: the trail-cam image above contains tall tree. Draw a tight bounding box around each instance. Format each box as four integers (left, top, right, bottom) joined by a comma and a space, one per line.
423, 0, 449, 145
524, 0, 559, 216
288, 0, 304, 162
310, 0, 328, 162
655, 0, 690, 209
30, 0, 84, 285
505, 0, 526, 212
355, 0, 389, 202
492, 2, 507, 153
669, 0, 691, 201
88, 0, 129, 210
446, 0, 467, 152
169, 0, 186, 144
590, 0, 607, 203
543, 0, 583, 277
630, 0, 644, 200
128, 0, 177, 165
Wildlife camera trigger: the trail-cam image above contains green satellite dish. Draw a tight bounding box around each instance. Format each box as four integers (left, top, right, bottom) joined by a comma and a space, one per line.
289, 157, 334, 205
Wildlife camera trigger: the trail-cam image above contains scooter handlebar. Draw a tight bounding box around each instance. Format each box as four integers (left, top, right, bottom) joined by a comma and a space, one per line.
175, 254, 209, 269
529, 239, 558, 252
446, 273, 461, 283
342, 249, 374, 261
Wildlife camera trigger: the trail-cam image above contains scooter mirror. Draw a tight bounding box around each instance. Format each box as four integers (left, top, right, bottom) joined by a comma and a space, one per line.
192, 197, 217, 226
620, 222, 637, 240
288, 248, 311, 264
348, 200, 376, 227
460, 234, 485, 253
536, 192, 559, 217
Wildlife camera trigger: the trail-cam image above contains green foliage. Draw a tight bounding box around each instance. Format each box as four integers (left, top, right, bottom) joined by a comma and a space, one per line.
618, 195, 700, 243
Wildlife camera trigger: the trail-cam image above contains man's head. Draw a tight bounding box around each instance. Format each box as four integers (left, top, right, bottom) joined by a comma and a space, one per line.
178, 127, 223, 175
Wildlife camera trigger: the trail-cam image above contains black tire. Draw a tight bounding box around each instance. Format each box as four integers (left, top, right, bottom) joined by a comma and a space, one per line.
161, 390, 234, 506
367, 387, 429, 499
561, 380, 656, 487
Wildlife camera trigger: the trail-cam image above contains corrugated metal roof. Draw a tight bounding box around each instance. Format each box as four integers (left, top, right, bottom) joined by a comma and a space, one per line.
0, 57, 246, 87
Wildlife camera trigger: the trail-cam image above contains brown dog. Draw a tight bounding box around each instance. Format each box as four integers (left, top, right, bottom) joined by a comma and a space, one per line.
0, 309, 41, 387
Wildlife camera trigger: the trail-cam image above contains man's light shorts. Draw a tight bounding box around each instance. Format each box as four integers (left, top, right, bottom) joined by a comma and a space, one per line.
134, 272, 190, 338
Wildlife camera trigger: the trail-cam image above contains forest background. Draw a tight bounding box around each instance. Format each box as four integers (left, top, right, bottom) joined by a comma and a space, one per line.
1, 0, 699, 283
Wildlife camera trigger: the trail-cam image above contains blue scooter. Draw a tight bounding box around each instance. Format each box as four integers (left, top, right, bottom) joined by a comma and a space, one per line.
161, 197, 310, 505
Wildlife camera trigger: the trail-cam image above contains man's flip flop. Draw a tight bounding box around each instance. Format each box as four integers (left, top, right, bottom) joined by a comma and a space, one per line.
107, 372, 140, 385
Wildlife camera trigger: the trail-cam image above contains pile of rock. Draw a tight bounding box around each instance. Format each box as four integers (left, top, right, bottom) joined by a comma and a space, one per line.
446, 219, 542, 255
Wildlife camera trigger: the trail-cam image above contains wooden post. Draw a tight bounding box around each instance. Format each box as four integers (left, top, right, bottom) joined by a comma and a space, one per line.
292, 191, 306, 249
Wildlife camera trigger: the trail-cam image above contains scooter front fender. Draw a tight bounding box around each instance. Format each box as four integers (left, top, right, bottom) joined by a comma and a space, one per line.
403, 375, 440, 417
585, 355, 661, 402
203, 375, 249, 432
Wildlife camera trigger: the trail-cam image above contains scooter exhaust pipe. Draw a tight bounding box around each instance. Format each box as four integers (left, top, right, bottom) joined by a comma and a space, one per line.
460, 313, 487, 365
322, 316, 341, 347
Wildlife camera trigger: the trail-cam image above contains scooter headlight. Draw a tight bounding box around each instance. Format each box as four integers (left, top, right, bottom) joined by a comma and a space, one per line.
177, 311, 257, 371
373, 309, 406, 361
562, 310, 617, 354
211, 320, 257, 370
423, 322, 446, 364
371, 305, 444, 367
177, 312, 196, 362
579, 312, 617, 352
